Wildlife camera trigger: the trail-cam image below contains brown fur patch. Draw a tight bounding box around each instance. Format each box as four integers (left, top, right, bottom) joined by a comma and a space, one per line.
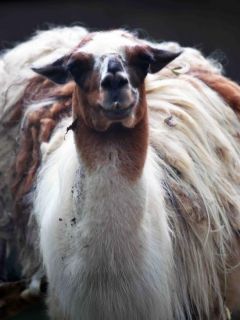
75, 33, 94, 50
167, 178, 207, 225
192, 70, 240, 115
0, 280, 42, 320
8, 76, 74, 278
11, 78, 73, 201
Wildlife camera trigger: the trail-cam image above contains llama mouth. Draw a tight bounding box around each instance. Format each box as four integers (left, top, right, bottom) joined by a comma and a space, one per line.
101, 103, 134, 120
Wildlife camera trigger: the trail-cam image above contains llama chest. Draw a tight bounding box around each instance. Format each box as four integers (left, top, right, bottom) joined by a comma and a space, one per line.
37, 147, 173, 319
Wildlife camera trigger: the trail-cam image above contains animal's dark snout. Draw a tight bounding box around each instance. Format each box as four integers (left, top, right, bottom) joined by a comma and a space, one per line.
101, 58, 129, 90
99, 56, 135, 119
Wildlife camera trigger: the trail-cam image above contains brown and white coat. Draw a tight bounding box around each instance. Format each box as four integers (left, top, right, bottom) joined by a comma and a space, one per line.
1, 27, 240, 320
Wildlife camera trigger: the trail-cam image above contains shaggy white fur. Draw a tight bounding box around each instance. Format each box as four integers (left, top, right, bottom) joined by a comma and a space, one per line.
35, 132, 174, 319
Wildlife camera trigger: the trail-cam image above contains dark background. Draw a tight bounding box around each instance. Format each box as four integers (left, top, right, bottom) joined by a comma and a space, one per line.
0, 1, 239, 318
0, 0, 240, 81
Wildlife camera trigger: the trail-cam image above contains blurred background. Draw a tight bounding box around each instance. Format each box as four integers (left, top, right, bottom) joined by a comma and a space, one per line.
0, 0, 240, 81
0, 0, 239, 318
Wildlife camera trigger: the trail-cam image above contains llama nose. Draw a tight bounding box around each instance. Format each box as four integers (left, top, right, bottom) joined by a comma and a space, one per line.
101, 58, 129, 90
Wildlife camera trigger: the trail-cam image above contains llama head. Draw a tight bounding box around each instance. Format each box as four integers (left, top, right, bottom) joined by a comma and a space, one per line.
33, 30, 180, 131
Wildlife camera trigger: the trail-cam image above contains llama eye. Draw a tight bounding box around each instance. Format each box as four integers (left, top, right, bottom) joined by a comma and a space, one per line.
127, 51, 153, 85
137, 59, 150, 73
134, 52, 153, 72
67, 53, 94, 87
126, 47, 154, 84
67, 61, 89, 87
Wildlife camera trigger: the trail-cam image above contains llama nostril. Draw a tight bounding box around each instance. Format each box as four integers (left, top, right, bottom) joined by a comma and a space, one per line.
101, 73, 129, 90
117, 76, 128, 88
101, 74, 113, 89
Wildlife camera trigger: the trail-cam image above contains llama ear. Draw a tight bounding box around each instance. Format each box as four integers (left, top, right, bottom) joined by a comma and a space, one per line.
32, 57, 71, 84
148, 48, 181, 73
127, 45, 181, 77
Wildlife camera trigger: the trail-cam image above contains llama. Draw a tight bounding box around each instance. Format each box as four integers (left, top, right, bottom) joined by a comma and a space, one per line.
1, 27, 240, 320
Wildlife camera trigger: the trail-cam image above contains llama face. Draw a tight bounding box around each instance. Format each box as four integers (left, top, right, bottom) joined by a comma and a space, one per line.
33, 30, 180, 131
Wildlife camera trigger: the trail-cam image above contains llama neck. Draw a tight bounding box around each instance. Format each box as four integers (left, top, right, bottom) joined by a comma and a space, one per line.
75, 159, 148, 253
72, 101, 149, 263
69, 118, 173, 320
73, 104, 149, 182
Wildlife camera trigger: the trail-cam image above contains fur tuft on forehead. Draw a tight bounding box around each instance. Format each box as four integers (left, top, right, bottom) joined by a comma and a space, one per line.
74, 29, 143, 56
